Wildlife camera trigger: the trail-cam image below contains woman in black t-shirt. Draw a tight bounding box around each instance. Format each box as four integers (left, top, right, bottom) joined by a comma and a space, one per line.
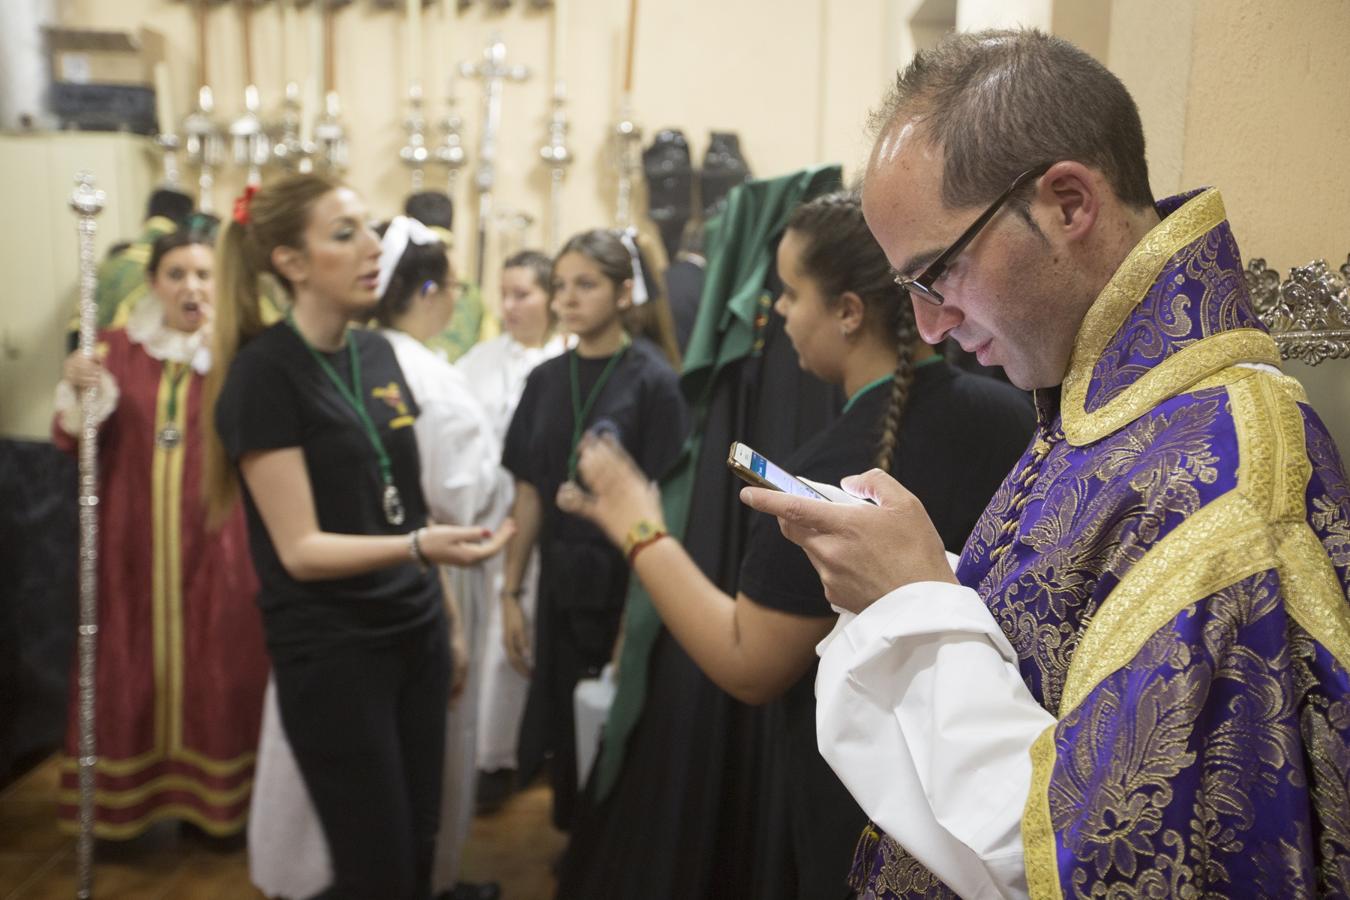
556, 193, 1034, 897
499, 229, 688, 831
203, 174, 512, 900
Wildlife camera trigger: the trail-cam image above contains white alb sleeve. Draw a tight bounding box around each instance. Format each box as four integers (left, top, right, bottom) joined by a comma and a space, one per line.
814, 565, 1054, 900
415, 374, 514, 530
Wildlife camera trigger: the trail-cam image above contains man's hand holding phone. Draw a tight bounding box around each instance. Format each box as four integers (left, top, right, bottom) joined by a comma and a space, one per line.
738, 467, 956, 614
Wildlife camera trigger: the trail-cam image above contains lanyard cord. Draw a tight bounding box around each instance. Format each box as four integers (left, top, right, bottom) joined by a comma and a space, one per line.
163, 362, 190, 422
568, 338, 630, 480
287, 315, 394, 489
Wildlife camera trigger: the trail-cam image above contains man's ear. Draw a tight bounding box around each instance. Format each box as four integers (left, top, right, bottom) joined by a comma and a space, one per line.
837, 290, 866, 337
1037, 160, 1100, 244
271, 245, 307, 286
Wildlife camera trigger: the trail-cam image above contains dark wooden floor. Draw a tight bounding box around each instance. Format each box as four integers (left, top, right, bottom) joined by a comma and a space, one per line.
0, 758, 566, 899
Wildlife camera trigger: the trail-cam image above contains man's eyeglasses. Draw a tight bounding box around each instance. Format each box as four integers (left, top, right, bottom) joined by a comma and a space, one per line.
894, 162, 1053, 306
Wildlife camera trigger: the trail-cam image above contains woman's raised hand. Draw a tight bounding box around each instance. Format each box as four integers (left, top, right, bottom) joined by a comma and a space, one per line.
63, 350, 108, 392
555, 433, 664, 549
420, 520, 516, 567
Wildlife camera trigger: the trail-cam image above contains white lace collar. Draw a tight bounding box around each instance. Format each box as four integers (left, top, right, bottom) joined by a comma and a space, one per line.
125, 294, 212, 373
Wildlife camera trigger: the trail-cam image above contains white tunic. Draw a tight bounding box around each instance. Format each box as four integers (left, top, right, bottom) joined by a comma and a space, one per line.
456, 333, 564, 772
248, 328, 513, 898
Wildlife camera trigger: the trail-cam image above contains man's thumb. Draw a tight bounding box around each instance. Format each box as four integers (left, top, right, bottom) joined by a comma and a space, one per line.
840, 468, 910, 507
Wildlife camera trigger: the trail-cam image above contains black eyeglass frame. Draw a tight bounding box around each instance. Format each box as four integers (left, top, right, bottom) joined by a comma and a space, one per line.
894, 162, 1054, 306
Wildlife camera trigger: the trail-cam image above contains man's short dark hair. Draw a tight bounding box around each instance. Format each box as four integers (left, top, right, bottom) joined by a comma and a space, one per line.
146, 188, 194, 225
404, 190, 454, 230
871, 29, 1154, 211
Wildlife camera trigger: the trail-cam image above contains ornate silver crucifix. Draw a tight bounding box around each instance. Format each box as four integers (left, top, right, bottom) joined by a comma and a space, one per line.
460, 35, 529, 285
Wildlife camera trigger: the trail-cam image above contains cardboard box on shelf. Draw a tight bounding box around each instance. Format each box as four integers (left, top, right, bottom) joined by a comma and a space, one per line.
44, 27, 165, 87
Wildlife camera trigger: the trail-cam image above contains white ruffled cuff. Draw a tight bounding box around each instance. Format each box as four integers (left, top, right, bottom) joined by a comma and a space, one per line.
54, 371, 119, 438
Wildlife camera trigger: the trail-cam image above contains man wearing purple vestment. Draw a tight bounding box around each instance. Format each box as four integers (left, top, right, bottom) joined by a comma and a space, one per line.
743, 29, 1350, 899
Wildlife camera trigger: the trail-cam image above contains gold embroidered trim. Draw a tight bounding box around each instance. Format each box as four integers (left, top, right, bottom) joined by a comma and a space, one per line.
1060, 492, 1274, 713
1023, 727, 1062, 900
1062, 373, 1350, 714
57, 773, 254, 809
1064, 330, 1281, 446
1060, 189, 1283, 446
59, 749, 257, 778
1281, 525, 1350, 670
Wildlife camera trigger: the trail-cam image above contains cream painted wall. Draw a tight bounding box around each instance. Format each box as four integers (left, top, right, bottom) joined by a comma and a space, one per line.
1109, 0, 1350, 459
48, 0, 890, 297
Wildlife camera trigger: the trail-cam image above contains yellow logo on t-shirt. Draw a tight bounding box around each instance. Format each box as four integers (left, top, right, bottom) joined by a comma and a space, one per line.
372, 383, 414, 429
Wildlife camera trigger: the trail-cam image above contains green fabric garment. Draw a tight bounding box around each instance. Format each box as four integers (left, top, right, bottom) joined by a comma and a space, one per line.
593, 164, 843, 801
427, 281, 488, 362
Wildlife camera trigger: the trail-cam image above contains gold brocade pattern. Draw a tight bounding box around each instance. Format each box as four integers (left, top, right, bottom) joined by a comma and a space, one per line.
1022, 373, 1350, 897
851, 825, 959, 900
1292, 629, 1350, 893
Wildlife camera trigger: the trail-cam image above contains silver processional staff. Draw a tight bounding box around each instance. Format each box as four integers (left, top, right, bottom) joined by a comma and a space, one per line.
69, 171, 106, 900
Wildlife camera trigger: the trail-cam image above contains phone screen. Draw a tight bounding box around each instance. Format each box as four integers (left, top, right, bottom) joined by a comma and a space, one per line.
731, 443, 826, 500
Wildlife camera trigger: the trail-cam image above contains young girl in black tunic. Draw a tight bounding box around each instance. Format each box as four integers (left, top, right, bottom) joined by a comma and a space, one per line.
499, 229, 688, 830
203, 174, 511, 900
557, 192, 1035, 898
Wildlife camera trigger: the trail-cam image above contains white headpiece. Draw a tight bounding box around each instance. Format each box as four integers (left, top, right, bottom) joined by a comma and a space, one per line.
377, 215, 442, 298
617, 227, 650, 306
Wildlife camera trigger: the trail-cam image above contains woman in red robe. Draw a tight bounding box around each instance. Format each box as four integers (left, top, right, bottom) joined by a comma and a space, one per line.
53, 229, 268, 839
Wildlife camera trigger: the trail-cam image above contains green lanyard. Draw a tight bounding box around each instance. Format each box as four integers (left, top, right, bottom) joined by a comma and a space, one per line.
287, 315, 406, 525
155, 361, 191, 450
568, 338, 630, 480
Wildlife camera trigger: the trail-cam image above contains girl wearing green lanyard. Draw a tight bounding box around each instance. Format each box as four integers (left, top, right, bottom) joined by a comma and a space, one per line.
552, 192, 1036, 898
498, 228, 688, 830
204, 174, 512, 900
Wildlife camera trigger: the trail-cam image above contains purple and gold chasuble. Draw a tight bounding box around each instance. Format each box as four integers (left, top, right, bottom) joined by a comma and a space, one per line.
850, 189, 1350, 898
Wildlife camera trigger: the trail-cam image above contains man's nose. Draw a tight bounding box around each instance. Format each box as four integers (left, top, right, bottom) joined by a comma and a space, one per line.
911, 296, 963, 345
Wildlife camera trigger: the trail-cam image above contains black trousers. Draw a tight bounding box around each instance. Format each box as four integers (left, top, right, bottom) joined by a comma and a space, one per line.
273, 618, 451, 900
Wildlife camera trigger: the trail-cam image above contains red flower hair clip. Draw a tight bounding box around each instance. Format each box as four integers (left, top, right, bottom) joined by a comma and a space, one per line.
233, 185, 259, 226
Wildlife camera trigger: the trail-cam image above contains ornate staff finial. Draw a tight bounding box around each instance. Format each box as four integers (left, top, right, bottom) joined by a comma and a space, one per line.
68, 170, 106, 900
1247, 255, 1350, 366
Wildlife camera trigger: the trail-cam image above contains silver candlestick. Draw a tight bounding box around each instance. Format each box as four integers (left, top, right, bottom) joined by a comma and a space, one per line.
312, 90, 348, 174
270, 81, 313, 173
612, 98, 642, 228
400, 83, 431, 192
154, 132, 182, 189
182, 86, 225, 213
538, 80, 572, 250
433, 79, 468, 193
69, 171, 105, 900
230, 84, 272, 186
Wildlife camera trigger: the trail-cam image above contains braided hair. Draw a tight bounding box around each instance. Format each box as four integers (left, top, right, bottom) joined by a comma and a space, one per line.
784, 191, 919, 471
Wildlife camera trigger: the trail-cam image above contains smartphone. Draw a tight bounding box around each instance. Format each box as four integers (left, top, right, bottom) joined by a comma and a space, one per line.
727, 441, 829, 501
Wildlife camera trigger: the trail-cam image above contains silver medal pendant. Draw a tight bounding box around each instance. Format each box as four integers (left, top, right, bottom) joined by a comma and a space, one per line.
383, 483, 406, 526
156, 424, 183, 450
